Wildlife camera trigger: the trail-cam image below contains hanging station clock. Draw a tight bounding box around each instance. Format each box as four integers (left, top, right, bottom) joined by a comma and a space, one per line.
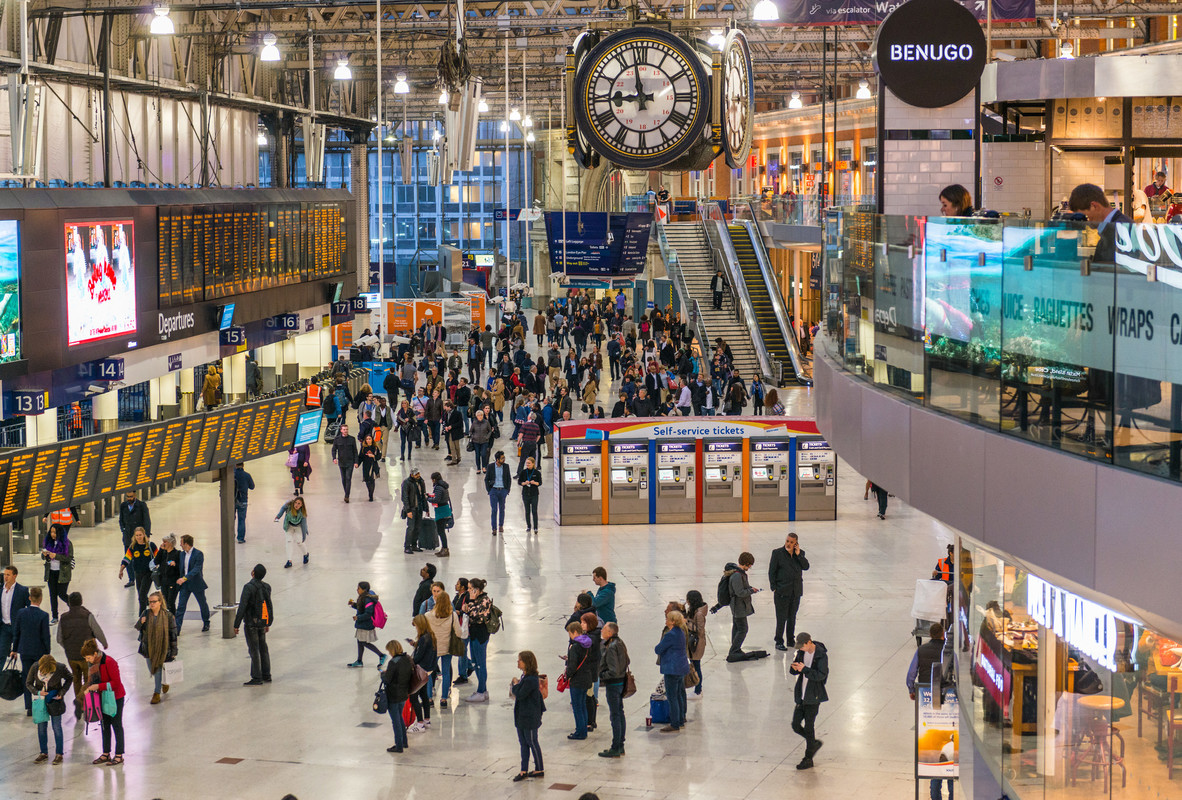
720, 29, 754, 169
573, 27, 710, 170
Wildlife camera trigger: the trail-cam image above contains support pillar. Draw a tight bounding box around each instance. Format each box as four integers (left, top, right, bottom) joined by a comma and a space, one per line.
348, 135, 371, 295
158, 372, 180, 419
222, 352, 246, 405
92, 390, 118, 433
179, 367, 195, 416
219, 466, 237, 639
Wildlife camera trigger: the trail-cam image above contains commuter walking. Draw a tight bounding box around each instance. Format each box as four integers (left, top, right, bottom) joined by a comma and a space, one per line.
517, 456, 542, 534
40, 525, 73, 623
118, 528, 157, 615
443, 400, 465, 465
685, 590, 708, 696
155, 534, 182, 615
175, 535, 210, 634
400, 467, 427, 555
117, 491, 151, 586
347, 582, 385, 668
233, 462, 255, 542
234, 564, 274, 686
425, 584, 462, 708
870, 481, 889, 519
0, 565, 29, 658
25, 653, 71, 764
408, 615, 436, 732
134, 591, 177, 706
12, 587, 51, 716
485, 451, 512, 536
598, 622, 630, 758
426, 473, 452, 558
382, 640, 413, 753
274, 497, 309, 569
358, 433, 383, 502
463, 578, 493, 702
725, 552, 760, 662
81, 638, 125, 765
332, 424, 359, 503
769, 533, 809, 651
511, 650, 546, 781
469, 408, 494, 473
791, 632, 829, 770
57, 592, 106, 718
655, 610, 690, 732
396, 399, 417, 462
590, 567, 616, 624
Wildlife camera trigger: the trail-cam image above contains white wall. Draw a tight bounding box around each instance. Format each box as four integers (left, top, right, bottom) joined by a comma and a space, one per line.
982, 141, 1046, 216
1051, 151, 1109, 209
881, 91, 977, 217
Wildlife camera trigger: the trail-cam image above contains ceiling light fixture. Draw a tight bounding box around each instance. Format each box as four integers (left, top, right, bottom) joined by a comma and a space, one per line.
788, 91, 803, 109
394, 72, 410, 94
523, 114, 533, 128
708, 30, 726, 49
477, 98, 489, 113
500, 120, 509, 132
509, 106, 521, 121
526, 131, 536, 143
856, 79, 871, 99
438, 89, 449, 105
150, 6, 174, 35
260, 33, 280, 62
752, 0, 780, 22
334, 59, 352, 80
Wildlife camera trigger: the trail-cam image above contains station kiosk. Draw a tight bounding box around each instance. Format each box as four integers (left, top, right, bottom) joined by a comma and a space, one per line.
607, 440, 650, 524
655, 440, 696, 523
701, 439, 743, 522
748, 438, 792, 521
796, 438, 837, 520
557, 439, 602, 525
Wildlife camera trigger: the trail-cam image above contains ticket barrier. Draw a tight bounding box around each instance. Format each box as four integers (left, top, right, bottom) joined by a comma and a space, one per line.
796, 438, 837, 521
558, 439, 602, 525
701, 438, 743, 522
749, 438, 792, 521
655, 440, 696, 523
607, 440, 649, 524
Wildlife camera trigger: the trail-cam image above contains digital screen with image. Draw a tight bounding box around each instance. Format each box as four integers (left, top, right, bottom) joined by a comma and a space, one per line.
0, 220, 20, 363
65, 220, 137, 345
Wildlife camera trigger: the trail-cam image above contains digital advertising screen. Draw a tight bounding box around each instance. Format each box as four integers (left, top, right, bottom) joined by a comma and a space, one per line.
64, 220, 137, 345
0, 220, 20, 363
293, 410, 323, 447
219, 303, 236, 330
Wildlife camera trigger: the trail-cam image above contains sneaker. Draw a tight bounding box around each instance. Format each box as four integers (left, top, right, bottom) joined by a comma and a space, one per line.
439, 699, 448, 709
408, 722, 426, 733
453, 677, 470, 686
284, 561, 293, 569
34, 754, 48, 764
464, 691, 489, 703
424, 718, 432, 726
378, 655, 387, 668
52, 754, 63, 765
386, 745, 404, 753
347, 661, 364, 668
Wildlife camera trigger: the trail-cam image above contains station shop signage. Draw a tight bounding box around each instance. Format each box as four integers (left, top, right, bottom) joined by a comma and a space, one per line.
1026, 574, 1134, 672
871, 0, 987, 108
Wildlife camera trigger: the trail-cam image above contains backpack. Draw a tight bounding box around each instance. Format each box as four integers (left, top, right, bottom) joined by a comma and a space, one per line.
487, 603, 504, 634
716, 566, 738, 608
335, 387, 348, 411
257, 583, 273, 626
372, 599, 388, 629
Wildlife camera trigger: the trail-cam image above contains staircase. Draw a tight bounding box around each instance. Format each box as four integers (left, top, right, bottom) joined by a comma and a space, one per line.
726, 224, 797, 384
662, 222, 761, 380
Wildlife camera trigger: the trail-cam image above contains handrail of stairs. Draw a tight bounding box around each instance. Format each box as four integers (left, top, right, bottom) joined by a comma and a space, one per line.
654, 220, 714, 373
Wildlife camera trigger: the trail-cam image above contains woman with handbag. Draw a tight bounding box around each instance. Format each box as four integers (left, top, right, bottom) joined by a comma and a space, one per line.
407, 615, 437, 732
686, 590, 708, 697
274, 497, 309, 569
510, 650, 546, 781
655, 610, 691, 733
26, 653, 72, 764
347, 582, 385, 668
425, 583, 463, 709
288, 444, 311, 495
358, 433, 383, 502
381, 640, 413, 753
134, 591, 177, 706
561, 621, 595, 740
81, 638, 125, 765
40, 525, 73, 623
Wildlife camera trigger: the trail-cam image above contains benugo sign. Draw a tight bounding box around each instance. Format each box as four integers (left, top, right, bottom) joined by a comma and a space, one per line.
871, 0, 987, 108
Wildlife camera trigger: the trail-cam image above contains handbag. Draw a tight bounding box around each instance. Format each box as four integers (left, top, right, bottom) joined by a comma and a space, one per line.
163, 659, 184, 685
32, 696, 49, 724
372, 682, 389, 715
101, 687, 117, 716
82, 692, 102, 731
448, 625, 466, 657
458, 615, 470, 640
622, 671, 637, 699
0, 655, 23, 701
557, 651, 587, 693
285, 451, 300, 468
401, 699, 416, 726
409, 664, 430, 694
685, 664, 701, 688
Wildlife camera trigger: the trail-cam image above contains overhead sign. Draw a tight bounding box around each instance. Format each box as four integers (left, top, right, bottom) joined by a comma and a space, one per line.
782, 0, 1032, 25
872, 0, 987, 108
9, 389, 47, 416
544, 212, 653, 277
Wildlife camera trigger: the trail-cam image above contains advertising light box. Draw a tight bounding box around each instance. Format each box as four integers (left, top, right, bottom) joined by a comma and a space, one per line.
0, 220, 20, 363
64, 220, 137, 345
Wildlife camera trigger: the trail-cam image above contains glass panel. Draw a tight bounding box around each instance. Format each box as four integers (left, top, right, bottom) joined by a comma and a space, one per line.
870, 215, 926, 398
960, 543, 1006, 789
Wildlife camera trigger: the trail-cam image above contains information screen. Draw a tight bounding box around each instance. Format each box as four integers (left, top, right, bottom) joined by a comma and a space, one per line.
28, 447, 60, 515
293, 410, 322, 447
72, 436, 107, 504
192, 412, 222, 475
219, 303, 235, 330
93, 433, 125, 497
173, 417, 206, 479
0, 220, 20, 363
799, 466, 816, 481
64, 220, 137, 345
751, 466, 769, 480
154, 419, 188, 482
230, 405, 258, 463
207, 408, 242, 472
113, 429, 146, 492
705, 467, 722, 481
135, 424, 166, 488
610, 469, 628, 483
3, 450, 36, 519
658, 468, 675, 482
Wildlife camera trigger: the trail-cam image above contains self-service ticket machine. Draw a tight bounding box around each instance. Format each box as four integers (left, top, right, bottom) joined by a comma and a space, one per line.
655, 441, 696, 523
795, 438, 837, 520
748, 439, 792, 521
558, 439, 602, 525
607, 440, 649, 524
701, 439, 743, 522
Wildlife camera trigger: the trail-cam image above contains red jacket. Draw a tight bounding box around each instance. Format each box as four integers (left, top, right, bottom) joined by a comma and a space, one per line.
94, 654, 126, 700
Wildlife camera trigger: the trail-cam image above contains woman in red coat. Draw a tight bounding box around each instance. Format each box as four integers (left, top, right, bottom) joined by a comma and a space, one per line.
81, 638, 126, 765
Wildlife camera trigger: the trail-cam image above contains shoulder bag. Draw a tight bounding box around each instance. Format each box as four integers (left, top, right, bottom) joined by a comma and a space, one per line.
409, 664, 430, 694
622, 671, 637, 699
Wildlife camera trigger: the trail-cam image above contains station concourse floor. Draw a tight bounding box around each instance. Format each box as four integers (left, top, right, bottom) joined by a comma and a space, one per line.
0, 387, 954, 800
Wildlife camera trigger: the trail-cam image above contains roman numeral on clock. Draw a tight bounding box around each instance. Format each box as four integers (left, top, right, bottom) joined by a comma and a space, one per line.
596, 109, 616, 128
668, 110, 689, 128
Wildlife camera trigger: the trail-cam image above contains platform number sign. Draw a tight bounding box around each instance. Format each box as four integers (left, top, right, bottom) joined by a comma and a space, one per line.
350, 296, 368, 313
97, 358, 125, 381
220, 326, 246, 347
10, 389, 47, 416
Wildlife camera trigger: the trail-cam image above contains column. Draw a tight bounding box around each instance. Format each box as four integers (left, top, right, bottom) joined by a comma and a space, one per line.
92, 390, 119, 433
222, 352, 246, 404
256, 341, 279, 393
349, 134, 371, 295
179, 367, 195, 416
158, 372, 180, 419
25, 412, 57, 447
281, 336, 299, 385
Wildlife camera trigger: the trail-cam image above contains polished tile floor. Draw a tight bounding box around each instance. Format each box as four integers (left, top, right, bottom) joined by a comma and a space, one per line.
0, 387, 956, 800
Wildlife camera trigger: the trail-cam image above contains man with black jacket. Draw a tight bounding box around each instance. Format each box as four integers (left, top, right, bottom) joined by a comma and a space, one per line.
907, 623, 951, 800
484, 451, 513, 536
383, 366, 401, 408
598, 622, 630, 758
726, 552, 760, 661
411, 563, 437, 617
455, 378, 472, 434
790, 632, 829, 769
611, 392, 630, 418
769, 533, 810, 651
631, 388, 655, 418
118, 491, 151, 586
710, 269, 727, 310
331, 424, 359, 503
443, 401, 465, 465
400, 467, 427, 555
234, 564, 273, 686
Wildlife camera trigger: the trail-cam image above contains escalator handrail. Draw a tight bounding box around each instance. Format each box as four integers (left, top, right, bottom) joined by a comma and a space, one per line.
706, 216, 777, 383
737, 207, 814, 387
654, 220, 715, 359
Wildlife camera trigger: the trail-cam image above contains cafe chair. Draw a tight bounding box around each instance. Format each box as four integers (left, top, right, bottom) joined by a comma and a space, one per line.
1169, 676, 1182, 779
1139, 679, 1165, 743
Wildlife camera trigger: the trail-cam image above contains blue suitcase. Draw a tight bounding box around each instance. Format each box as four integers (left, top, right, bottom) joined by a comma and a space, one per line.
650, 694, 670, 725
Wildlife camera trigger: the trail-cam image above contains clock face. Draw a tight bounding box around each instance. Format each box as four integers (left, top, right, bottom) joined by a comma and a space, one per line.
721, 29, 754, 169
574, 27, 709, 170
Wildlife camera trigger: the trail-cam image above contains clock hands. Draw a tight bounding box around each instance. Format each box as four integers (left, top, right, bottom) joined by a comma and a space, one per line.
632, 55, 654, 111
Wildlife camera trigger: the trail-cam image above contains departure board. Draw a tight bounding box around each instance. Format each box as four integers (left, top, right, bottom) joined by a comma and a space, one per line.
277, 394, 303, 446
173, 416, 206, 479
193, 411, 221, 475
2, 450, 36, 520
72, 436, 107, 505
207, 408, 242, 472
154, 419, 188, 482
28, 446, 61, 516
93, 433, 125, 498
135, 424, 166, 488
232, 404, 261, 462
50, 441, 82, 509
113, 428, 146, 493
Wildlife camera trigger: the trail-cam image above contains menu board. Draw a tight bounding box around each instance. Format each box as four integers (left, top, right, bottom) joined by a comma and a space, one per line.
207, 407, 242, 472
50, 441, 82, 509
93, 433, 126, 497
28, 447, 61, 517
72, 436, 107, 505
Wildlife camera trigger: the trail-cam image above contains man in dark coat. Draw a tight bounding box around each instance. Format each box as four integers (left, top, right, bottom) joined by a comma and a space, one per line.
400, 467, 426, 555
791, 632, 829, 770
331, 423, 359, 502
768, 533, 810, 651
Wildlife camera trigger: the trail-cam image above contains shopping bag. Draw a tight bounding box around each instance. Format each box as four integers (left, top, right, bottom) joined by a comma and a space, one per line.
0, 655, 23, 701
163, 660, 184, 685
285, 451, 300, 468
32, 696, 49, 724
401, 699, 415, 726
101, 687, 116, 716
911, 579, 949, 622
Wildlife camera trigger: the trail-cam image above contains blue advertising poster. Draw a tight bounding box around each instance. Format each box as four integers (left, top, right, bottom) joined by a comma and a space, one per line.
780, 0, 1032, 25
293, 410, 323, 447
544, 212, 653, 277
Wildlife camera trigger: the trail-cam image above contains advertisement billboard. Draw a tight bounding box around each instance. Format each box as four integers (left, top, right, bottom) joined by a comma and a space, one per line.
65, 220, 137, 345
0, 220, 19, 363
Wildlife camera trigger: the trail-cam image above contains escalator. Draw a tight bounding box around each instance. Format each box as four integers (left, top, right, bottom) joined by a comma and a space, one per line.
727, 224, 798, 385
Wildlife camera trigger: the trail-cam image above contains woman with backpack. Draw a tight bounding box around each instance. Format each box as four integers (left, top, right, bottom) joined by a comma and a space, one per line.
426, 472, 452, 558
685, 590, 708, 697
511, 650, 546, 781
274, 496, 309, 569
408, 615, 437, 732
347, 582, 386, 668
382, 640, 413, 753
463, 578, 493, 703
655, 609, 691, 733
26, 653, 72, 764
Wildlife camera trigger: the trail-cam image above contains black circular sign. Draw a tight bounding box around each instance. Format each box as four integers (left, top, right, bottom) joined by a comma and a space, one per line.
872, 0, 986, 109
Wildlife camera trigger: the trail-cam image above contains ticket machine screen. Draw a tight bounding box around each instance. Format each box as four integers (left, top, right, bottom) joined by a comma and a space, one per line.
752, 466, 769, 480
705, 467, 723, 481
564, 470, 582, 483
611, 469, 629, 483
799, 466, 816, 481
658, 468, 675, 482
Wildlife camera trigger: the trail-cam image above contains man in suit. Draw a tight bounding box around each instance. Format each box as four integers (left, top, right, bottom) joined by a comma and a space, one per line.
331, 423, 359, 503
1069, 182, 1132, 264
768, 533, 810, 652
484, 451, 513, 536
0, 564, 30, 658
176, 534, 211, 633
118, 491, 151, 587
11, 586, 51, 715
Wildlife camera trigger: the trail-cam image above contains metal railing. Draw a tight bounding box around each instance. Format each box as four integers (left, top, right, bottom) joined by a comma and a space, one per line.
735, 194, 875, 227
